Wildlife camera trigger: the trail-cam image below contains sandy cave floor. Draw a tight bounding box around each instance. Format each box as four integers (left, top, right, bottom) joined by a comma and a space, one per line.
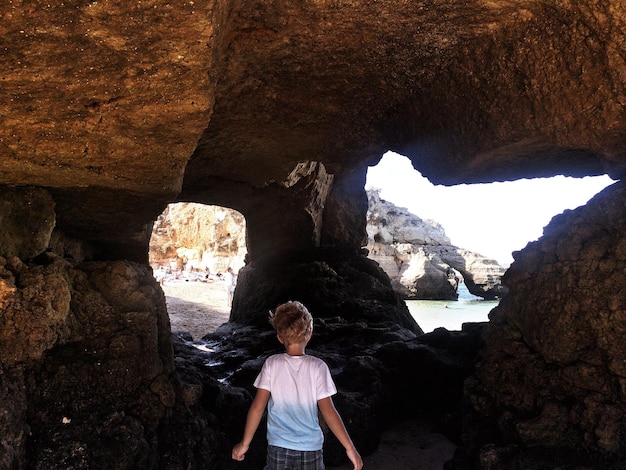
162, 278, 232, 341
162, 280, 457, 470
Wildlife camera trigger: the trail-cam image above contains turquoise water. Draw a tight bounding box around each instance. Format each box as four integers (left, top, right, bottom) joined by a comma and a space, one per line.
406, 284, 499, 333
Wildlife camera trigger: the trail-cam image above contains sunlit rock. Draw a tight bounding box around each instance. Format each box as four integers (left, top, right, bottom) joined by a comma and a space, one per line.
149, 202, 247, 274
366, 190, 507, 300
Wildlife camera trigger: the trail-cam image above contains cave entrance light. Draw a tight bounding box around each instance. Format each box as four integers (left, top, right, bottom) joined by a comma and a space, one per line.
149, 202, 247, 341
365, 151, 616, 332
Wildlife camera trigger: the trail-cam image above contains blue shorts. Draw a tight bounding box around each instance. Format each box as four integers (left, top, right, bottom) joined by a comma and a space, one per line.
265, 445, 325, 470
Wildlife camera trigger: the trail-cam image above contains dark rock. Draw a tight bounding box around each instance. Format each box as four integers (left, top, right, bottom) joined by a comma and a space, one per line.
460, 180, 626, 468
230, 256, 421, 335
169, 316, 485, 468
0, 187, 55, 259
0, 255, 183, 469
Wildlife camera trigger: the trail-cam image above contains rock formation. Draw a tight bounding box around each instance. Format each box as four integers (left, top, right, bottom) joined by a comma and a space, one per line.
458, 180, 626, 469
1, 1, 626, 468
148, 193, 506, 301
0, 251, 179, 469
366, 190, 508, 300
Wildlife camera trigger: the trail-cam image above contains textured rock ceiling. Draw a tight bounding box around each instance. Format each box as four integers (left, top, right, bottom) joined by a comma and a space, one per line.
1, 0, 625, 259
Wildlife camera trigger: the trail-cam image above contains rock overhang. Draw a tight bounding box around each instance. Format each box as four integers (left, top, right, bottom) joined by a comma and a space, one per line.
1, 0, 625, 259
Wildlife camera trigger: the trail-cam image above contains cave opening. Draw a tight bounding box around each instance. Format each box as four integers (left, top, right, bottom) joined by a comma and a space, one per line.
366, 151, 616, 332
148, 202, 247, 341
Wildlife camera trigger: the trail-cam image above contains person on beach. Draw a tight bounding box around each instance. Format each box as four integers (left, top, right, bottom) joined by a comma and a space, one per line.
232, 301, 363, 470
225, 267, 236, 306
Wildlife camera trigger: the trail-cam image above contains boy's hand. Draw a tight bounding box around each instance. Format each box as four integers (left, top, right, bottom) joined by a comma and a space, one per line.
346, 446, 363, 470
232, 442, 249, 461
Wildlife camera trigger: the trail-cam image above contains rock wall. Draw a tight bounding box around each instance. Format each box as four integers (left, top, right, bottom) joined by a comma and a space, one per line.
462, 180, 626, 468
0, 189, 225, 469
366, 190, 507, 300
0, 254, 179, 468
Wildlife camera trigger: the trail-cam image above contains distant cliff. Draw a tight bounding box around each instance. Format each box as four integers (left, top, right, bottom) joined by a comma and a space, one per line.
149, 203, 247, 274
366, 189, 508, 300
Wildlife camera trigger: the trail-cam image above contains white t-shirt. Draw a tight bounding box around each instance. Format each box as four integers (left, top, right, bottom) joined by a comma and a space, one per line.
254, 353, 337, 451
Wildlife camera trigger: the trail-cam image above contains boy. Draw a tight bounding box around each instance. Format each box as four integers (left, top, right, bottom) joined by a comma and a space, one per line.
232, 301, 363, 470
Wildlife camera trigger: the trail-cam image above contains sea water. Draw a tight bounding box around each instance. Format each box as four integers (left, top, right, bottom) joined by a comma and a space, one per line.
406, 283, 499, 333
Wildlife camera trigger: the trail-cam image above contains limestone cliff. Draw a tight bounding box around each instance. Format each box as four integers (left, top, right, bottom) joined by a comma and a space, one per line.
149, 203, 247, 274
366, 190, 507, 300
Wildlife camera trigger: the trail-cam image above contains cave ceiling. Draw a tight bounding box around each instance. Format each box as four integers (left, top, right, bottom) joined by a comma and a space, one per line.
1, 0, 625, 258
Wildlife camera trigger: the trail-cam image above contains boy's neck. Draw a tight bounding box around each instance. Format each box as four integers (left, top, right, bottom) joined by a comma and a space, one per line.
284, 342, 307, 356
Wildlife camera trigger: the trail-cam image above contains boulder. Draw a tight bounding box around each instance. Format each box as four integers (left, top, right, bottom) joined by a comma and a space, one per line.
230, 256, 421, 333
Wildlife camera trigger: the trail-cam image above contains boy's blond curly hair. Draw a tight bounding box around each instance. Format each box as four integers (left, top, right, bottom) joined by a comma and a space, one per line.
269, 301, 313, 346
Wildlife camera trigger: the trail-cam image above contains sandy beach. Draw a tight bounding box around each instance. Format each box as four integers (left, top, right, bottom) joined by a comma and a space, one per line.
162, 278, 232, 340
162, 280, 456, 469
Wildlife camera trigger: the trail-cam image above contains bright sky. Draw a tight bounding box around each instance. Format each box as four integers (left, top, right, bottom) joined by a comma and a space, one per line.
365, 151, 616, 266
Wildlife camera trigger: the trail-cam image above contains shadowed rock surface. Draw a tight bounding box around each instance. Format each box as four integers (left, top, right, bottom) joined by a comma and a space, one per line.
459, 180, 626, 469
170, 318, 485, 469
1, 1, 626, 468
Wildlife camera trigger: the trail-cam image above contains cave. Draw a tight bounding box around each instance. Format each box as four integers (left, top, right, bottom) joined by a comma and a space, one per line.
1, 1, 626, 469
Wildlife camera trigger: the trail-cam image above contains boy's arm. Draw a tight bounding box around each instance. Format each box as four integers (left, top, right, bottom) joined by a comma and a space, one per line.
318, 396, 363, 470
232, 388, 271, 461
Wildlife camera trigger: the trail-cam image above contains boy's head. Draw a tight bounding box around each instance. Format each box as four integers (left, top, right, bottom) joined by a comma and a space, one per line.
269, 301, 313, 346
